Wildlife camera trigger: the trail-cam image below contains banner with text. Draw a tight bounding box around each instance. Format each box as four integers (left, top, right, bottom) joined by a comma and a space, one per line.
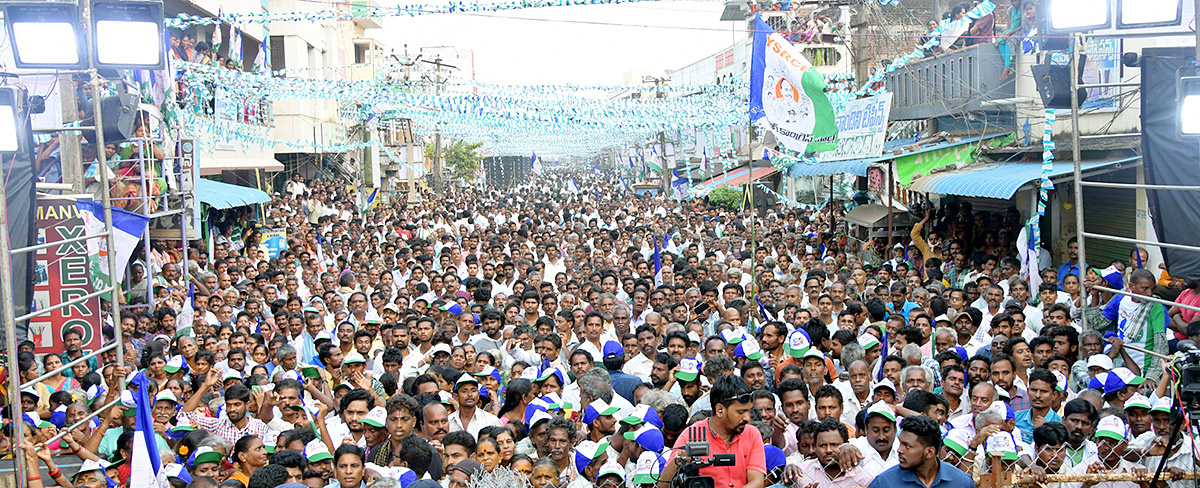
30, 198, 104, 355
819, 93, 893, 161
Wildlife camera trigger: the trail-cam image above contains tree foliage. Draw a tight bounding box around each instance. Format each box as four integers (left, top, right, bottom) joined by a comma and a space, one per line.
707, 186, 743, 210
426, 139, 484, 182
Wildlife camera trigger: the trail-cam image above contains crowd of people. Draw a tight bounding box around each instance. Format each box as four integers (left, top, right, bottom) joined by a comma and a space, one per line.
8, 169, 1199, 488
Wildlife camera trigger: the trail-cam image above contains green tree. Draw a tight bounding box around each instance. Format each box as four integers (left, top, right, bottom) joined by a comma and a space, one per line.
426, 139, 485, 183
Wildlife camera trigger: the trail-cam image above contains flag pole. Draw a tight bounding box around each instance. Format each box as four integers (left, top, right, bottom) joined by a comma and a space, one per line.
748, 102, 757, 305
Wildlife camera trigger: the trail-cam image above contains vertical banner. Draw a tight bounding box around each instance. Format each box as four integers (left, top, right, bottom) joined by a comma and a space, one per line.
30, 198, 103, 355
149, 139, 199, 239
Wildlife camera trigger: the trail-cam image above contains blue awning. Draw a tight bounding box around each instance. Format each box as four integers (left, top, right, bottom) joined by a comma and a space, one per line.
908, 156, 1141, 199
197, 178, 271, 209
786, 132, 1012, 178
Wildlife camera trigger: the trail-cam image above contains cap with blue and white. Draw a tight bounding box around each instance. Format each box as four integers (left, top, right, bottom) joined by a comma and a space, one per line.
19, 386, 40, 401
786, 329, 812, 358
574, 439, 611, 475
621, 404, 663, 429
1052, 370, 1069, 392
675, 358, 702, 382
583, 398, 621, 425
164, 355, 186, 374
163, 463, 192, 483
473, 365, 503, 384
623, 423, 666, 452
721, 329, 746, 345
732, 338, 763, 360
189, 446, 224, 467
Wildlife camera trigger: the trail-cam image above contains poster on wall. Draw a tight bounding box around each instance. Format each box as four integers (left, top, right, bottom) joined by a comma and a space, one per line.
261, 228, 287, 258
1082, 38, 1121, 111
29, 198, 104, 355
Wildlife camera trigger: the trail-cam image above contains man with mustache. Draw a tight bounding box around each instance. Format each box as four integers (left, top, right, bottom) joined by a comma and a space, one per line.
1061, 398, 1099, 468
866, 415, 975, 488
797, 418, 873, 488
838, 401, 900, 476
657, 375, 767, 488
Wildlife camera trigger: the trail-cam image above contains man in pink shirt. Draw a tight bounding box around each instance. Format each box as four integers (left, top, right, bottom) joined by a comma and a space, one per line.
658, 375, 767, 488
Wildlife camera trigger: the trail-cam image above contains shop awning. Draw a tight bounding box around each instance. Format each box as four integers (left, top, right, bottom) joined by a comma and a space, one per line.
843, 204, 920, 227
908, 156, 1141, 199
784, 133, 1011, 178
695, 166, 779, 189
198, 153, 284, 176
787, 158, 876, 177
197, 178, 271, 209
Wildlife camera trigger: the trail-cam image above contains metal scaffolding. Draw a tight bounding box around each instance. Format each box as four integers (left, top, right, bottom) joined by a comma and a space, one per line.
1067, 13, 1200, 334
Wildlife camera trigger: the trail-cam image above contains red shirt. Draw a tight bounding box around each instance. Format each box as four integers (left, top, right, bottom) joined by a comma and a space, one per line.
666, 418, 767, 488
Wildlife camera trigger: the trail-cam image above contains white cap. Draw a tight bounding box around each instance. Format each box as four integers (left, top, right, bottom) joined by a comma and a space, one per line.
1087, 354, 1114, 371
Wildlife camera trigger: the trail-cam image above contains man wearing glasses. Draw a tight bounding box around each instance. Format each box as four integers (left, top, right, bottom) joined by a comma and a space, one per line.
657, 375, 767, 488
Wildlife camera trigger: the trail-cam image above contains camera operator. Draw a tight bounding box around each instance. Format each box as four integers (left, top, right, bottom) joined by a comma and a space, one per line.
657, 375, 766, 488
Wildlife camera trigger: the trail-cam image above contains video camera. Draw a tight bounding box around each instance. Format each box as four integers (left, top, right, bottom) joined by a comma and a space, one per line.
1174, 340, 1200, 418
672, 426, 736, 488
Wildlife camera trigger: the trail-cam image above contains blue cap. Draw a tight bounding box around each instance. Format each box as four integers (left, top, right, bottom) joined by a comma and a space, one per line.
602, 340, 625, 358
622, 423, 665, 452
764, 445, 786, 471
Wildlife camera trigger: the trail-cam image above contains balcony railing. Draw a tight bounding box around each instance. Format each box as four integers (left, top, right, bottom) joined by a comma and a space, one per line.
884, 42, 1015, 120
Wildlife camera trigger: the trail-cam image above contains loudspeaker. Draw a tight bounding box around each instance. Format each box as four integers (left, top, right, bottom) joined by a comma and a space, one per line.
81, 92, 139, 144
1032, 55, 1088, 109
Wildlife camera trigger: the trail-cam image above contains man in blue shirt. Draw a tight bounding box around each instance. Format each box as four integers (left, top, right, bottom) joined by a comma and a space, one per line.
601, 340, 642, 403
1057, 237, 1084, 290
867, 415, 976, 488
1014, 368, 1063, 444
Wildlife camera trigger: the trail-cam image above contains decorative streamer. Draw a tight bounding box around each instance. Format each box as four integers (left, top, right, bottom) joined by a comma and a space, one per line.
166, 0, 677, 29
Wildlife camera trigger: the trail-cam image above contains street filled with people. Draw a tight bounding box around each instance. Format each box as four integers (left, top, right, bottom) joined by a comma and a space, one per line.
11, 169, 1199, 488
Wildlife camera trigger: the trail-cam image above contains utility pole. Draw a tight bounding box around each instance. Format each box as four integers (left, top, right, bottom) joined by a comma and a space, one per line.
643, 75, 671, 198
422, 55, 456, 194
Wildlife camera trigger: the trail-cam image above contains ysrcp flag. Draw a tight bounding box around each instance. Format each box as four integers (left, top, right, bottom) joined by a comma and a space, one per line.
750, 14, 837, 153
76, 200, 149, 289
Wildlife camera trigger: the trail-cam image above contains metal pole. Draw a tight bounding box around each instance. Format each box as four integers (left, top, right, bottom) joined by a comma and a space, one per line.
659, 130, 668, 198
0, 106, 26, 484
887, 164, 895, 250
1070, 33, 1088, 331
749, 110, 756, 300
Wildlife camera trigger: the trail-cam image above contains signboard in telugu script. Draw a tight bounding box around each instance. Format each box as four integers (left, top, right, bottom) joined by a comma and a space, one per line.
819, 93, 892, 162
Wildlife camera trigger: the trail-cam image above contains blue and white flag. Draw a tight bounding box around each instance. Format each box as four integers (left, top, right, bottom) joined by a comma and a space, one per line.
361, 188, 379, 212
1016, 218, 1042, 290
76, 200, 149, 288
701, 148, 709, 172
567, 178, 579, 194
129, 372, 167, 488
749, 14, 838, 153
652, 236, 663, 287
531, 153, 543, 175
315, 233, 329, 273
228, 27, 243, 67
